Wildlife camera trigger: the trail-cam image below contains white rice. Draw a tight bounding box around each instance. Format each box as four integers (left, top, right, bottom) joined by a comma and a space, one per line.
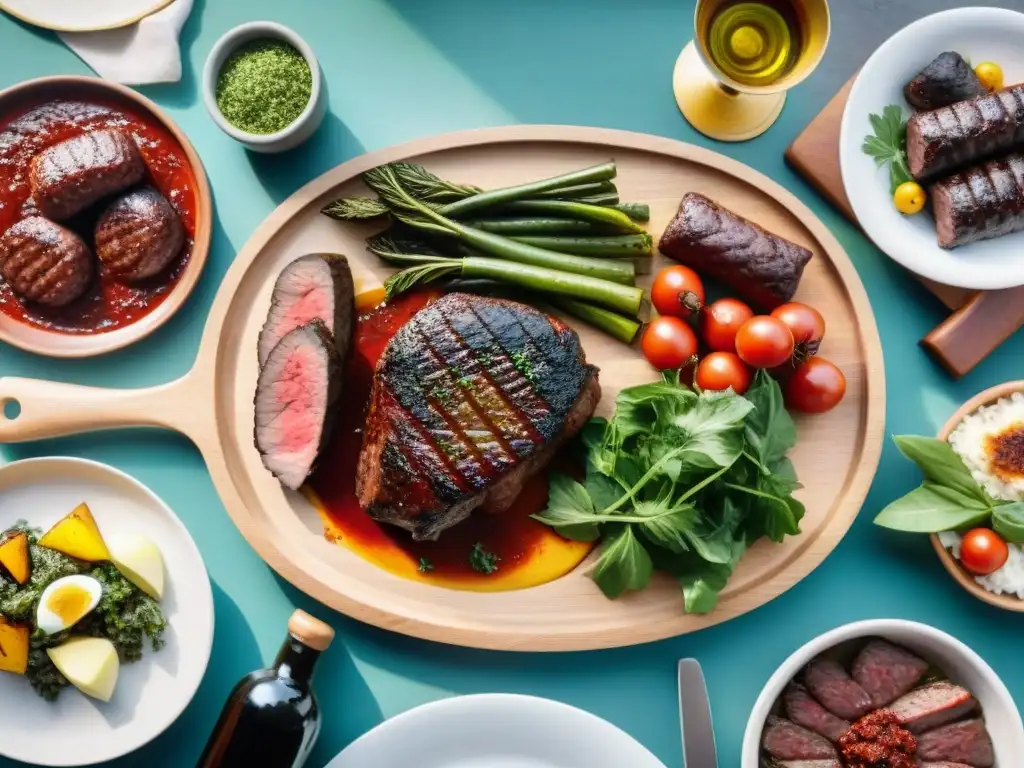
943, 391, 1024, 598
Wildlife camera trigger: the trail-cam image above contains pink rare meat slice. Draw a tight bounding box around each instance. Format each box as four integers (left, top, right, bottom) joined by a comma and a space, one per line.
803, 658, 873, 721
783, 684, 850, 742
887, 681, 978, 733
916, 719, 994, 767
774, 762, 842, 768
761, 716, 838, 760
851, 639, 930, 707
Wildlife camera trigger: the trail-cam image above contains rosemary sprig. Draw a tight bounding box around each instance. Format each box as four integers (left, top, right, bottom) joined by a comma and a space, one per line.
320, 196, 391, 221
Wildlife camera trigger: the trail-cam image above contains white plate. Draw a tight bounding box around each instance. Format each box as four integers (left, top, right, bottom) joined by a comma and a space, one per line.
326, 694, 667, 768
840, 7, 1024, 290
0, 457, 214, 767
0, 0, 171, 32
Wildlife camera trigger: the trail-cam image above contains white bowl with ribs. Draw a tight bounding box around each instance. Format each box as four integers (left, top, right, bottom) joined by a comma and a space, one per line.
742, 619, 1023, 767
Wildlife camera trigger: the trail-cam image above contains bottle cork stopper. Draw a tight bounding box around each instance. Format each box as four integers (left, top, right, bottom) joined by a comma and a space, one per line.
288, 610, 335, 651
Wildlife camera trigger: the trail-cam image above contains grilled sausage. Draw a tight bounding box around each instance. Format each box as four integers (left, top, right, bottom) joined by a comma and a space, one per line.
29, 129, 146, 220
658, 192, 813, 309
931, 151, 1024, 248
0, 217, 93, 306
95, 187, 184, 282
907, 84, 1024, 182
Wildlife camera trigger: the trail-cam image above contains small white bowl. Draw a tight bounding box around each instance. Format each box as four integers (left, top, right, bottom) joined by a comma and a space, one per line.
203, 21, 326, 153
741, 620, 1024, 767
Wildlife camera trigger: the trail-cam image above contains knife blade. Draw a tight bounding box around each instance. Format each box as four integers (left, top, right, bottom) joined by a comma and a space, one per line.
678, 658, 717, 768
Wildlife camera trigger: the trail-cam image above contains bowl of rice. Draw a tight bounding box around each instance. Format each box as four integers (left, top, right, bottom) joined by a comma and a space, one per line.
933, 380, 1024, 611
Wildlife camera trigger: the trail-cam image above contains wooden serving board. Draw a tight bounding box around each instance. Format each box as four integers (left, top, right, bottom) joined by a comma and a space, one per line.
785, 77, 1024, 378
0, 127, 886, 651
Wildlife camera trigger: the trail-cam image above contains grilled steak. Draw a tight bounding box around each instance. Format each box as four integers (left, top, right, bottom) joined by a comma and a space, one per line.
257, 253, 355, 368
803, 658, 873, 721
0, 216, 93, 306
917, 763, 975, 768
774, 762, 841, 768
95, 187, 184, 282
916, 719, 994, 767
658, 192, 812, 310
355, 293, 600, 541
888, 681, 978, 733
931, 151, 1024, 248
784, 684, 850, 742
904, 52, 986, 110
255, 321, 342, 490
906, 84, 1024, 181
851, 639, 930, 708
761, 716, 838, 761
29, 129, 146, 220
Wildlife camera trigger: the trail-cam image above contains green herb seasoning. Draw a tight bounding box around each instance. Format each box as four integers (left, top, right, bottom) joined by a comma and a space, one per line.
216, 39, 312, 135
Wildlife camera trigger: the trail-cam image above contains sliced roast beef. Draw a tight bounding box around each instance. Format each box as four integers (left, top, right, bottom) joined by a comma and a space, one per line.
0, 216, 93, 306
761, 716, 838, 760
774, 761, 841, 768
916, 719, 994, 767
889, 681, 978, 733
804, 658, 873, 721
257, 253, 355, 368
95, 186, 185, 282
784, 684, 850, 742
904, 52, 986, 111
355, 293, 600, 540
254, 321, 342, 490
916, 763, 975, 768
851, 639, 930, 707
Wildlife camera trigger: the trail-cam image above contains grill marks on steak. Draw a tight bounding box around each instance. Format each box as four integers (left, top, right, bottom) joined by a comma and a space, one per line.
851, 639, 930, 708
0, 216, 93, 306
355, 293, 599, 541
94, 186, 184, 281
916, 719, 994, 767
931, 152, 1024, 248
888, 681, 978, 733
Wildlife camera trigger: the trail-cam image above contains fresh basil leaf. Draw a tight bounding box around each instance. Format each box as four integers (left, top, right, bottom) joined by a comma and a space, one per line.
634, 487, 696, 554
532, 473, 600, 542
681, 497, 744, 564
664, 390, 752, 473
676, 540, 746, 614
743, 370, 797, 468
584, 471, 623, 513
730, 476, 803, 543
893, 435, 990, 503
993, 501, 1024, 543
874, 482, 992, 533
590, 526, 653, 599
614, 380, 695, 441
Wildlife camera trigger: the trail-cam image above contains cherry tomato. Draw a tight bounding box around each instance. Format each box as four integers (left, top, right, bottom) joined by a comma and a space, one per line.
893, 181, 926, 215
975, 61, 1004, 92
960, 528, 1009, 576
641, 316, 699, 370
651, 265, 705, 319
701, 298, 754, 352
696, 352, 751, 394
785, 357, 846, 413
771, 302, 826, 357
735, 316, 795, 369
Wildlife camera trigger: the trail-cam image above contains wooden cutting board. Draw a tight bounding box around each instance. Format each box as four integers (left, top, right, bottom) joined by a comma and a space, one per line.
785, 77, 1024, 377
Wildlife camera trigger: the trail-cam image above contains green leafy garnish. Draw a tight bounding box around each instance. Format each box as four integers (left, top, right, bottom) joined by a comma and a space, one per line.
533, 370, 803, 613
862, 104, 913, 194
993, 502, 1024, 544
469, 543, 500, 575
418, 557, 435, 573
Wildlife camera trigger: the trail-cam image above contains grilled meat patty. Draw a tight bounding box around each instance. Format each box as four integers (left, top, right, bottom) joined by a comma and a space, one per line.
29, 129, 146, 220
904, 52, 986, 110
906, 84, 1024, 182
0, 216, 93, 306
257, 253, 355, 368
356, 293, 600, 541
94, 186, 184, 282
658, 192, 812, 309
931, 151, 1024, 248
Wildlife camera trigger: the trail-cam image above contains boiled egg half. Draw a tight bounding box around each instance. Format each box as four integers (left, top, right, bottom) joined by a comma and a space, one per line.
36, 575, 102, 635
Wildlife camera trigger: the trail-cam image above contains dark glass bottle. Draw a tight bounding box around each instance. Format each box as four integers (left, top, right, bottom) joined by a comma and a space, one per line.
197, 610, 335, 768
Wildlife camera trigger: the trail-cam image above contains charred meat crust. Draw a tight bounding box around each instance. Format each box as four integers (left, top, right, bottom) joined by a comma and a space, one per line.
95, 186, 185, 282
658, 192, 812, 310
931, 151, 1024, 248
29, 129, 146, 220
0, 216, 93, 306
355, 293, 600, 541
907, 84, 1024, 182
904, 52, 986, 111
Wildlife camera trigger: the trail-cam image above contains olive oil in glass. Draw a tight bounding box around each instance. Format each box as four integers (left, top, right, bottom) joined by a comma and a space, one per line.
197, 610, 335, 768
705, 0, 803, 87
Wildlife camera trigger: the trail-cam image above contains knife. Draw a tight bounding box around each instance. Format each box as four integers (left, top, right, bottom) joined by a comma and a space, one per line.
678, 658, 718, 768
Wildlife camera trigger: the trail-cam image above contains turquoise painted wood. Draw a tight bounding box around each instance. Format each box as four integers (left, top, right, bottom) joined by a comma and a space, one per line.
0, 2, 1021, 766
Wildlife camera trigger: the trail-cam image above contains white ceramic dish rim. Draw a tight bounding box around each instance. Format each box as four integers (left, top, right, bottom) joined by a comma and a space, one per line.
839, 7, 1024, 290
0, 0, 172, 33
325, 693, 667, 768
740, 619, 1024, 767
0, 456, 215, 767
202, 20, 322, 147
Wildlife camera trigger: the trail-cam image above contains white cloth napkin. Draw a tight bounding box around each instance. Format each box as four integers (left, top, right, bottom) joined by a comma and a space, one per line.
58, 0, 194, 86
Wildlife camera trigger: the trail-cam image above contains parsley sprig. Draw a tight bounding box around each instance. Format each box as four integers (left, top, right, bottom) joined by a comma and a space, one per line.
862, 104, 913, 194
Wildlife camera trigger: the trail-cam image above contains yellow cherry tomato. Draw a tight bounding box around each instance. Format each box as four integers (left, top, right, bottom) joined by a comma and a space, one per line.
975, 61, 1004, 92
893, 181, 926, 215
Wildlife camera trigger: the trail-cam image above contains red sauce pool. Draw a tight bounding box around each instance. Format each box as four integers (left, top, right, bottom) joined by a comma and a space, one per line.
306, 291, 591, 588
0, 98, 197, 334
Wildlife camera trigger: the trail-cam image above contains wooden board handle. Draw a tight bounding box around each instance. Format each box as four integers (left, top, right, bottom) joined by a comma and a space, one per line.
0, 375, 202, 444
921, 288, 1024, 378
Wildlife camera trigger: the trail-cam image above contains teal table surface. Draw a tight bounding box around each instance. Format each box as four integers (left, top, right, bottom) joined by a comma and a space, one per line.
1, 2, 1022, 766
